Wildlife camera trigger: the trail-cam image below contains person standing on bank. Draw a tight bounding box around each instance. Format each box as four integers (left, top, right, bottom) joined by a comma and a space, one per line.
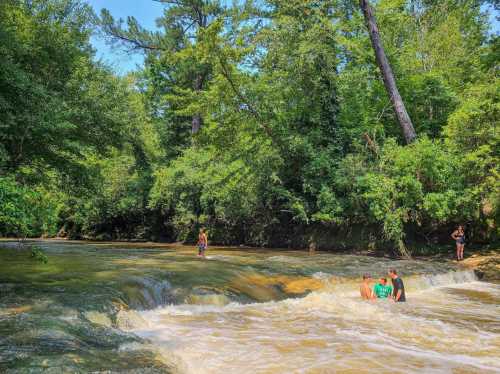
451, 225, 465, 261
388, 269, 406, 302
197, 228, 208, 258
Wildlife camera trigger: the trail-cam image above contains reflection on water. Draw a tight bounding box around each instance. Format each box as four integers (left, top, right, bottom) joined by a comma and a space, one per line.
0, 240, 498, 373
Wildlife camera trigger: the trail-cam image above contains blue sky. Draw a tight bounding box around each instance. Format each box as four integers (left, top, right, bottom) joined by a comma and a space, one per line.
87, 1, 500, 74
88, 0, 163, 74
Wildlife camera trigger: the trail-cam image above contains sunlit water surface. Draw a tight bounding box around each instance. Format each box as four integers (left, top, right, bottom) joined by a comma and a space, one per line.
0, 240, 498, 373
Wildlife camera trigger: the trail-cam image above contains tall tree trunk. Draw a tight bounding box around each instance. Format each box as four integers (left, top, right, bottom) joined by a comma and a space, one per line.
191, 74, 204, 134
191, 114, 202, 134
191, 9, 208, 135
359, 0, 417, 144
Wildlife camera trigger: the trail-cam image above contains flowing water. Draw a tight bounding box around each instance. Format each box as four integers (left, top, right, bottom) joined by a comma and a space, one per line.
0, 240, 498, 373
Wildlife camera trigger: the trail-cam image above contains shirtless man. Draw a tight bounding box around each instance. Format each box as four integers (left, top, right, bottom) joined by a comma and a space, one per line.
197, 228, 208, 258
360, 274, 374, 299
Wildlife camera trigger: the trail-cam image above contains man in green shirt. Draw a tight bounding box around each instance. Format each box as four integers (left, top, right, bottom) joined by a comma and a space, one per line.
373, 278, 392, 299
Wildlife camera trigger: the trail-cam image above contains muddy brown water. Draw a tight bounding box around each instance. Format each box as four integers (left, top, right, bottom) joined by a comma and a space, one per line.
0, 240, 498, 373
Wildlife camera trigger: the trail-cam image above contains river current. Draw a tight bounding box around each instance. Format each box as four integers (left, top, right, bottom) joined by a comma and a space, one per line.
0, 240, 498, 373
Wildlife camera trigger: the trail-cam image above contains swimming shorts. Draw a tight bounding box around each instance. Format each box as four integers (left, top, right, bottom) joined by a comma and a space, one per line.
198, 244, 206, 255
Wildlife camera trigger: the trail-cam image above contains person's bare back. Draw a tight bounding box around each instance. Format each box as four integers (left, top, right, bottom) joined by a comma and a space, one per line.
360, 274, 373, 299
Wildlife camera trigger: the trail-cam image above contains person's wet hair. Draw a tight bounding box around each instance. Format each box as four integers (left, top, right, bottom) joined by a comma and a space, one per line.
389, 269, 397, 275
380, 277, 387, 284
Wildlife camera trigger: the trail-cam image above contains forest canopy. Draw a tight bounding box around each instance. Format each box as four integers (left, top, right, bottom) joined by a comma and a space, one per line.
0, 0, 498, 255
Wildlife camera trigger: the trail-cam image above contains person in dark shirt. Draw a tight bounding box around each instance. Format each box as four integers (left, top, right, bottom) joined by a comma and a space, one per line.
388, 269, 406, 302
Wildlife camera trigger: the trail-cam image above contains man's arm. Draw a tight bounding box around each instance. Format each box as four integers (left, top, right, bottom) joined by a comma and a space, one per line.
370, 288, 375, 299
395, 289, 402, 302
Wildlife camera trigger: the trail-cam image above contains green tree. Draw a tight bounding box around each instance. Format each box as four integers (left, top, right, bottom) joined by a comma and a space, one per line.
0, 0, 129, 176
0, 177, 60, 238
100, 0, 227, 140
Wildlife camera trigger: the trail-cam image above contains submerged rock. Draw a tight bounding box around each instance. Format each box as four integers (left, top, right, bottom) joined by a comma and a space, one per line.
0, 305, 32, 316
116, 310, 149, 331
186, 293, 231, 306
233, 273, 326, 298
3, 328, 82, 353
84, 311, 112, 327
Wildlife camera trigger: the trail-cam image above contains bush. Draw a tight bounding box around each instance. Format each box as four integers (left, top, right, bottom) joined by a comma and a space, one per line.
333, 136, 493, 254
0, 177, 59, 238
30, 245, 48, 264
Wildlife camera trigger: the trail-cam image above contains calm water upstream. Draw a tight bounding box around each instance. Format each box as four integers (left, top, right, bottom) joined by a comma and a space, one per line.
0, 240, 499, 373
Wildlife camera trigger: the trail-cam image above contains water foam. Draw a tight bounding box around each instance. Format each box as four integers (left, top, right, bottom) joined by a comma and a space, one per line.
311, 269, 479, 297
133, 269, 480, 314
406, 269, 478, 290
128, 270, 499, 374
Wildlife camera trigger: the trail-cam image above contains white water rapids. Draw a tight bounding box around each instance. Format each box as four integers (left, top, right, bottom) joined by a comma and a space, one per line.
1, 241, 497, 373
124, 270, 500, 374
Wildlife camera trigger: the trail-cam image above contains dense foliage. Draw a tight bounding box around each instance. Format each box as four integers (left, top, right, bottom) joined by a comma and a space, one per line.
0, 0, 498, 255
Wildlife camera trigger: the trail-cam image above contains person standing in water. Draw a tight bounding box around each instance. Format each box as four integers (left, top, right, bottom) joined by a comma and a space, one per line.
197, 228, 208, 258
360, 274, 374, 299
451, 225, 465, 261
388, 269, 406, 302
373, 277, 392, 299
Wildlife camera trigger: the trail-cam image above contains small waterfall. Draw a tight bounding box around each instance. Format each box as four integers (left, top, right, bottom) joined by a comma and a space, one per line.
314, 269, 479, 296
123, 276, 173, 309
407, 269, 478, 290
132, 270, 498, 374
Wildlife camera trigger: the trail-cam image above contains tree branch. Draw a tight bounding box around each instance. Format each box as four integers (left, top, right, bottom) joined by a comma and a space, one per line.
217, 55, 275, 140
105, 30, 166, 52
363, 133, 379, 155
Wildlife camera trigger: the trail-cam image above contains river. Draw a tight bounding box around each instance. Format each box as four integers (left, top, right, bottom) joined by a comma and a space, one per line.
0, 240, 499, 373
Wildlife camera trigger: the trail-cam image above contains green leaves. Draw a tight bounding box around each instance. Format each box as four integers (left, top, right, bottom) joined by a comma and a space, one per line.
0, 0, 130, 175
312, 186, 344, 225
30, 245, 48, 264
149, 129, 278, 239
0, 177, 60, 238
1, 0, 497, 250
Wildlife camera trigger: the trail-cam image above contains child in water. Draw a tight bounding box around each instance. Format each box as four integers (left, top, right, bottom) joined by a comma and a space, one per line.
197, 228, 208, 258
361, 273, 403, 302
373, 277, 392, 299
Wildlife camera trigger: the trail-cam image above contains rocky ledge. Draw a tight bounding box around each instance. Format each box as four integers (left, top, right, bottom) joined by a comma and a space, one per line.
461, 251, 500, 283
